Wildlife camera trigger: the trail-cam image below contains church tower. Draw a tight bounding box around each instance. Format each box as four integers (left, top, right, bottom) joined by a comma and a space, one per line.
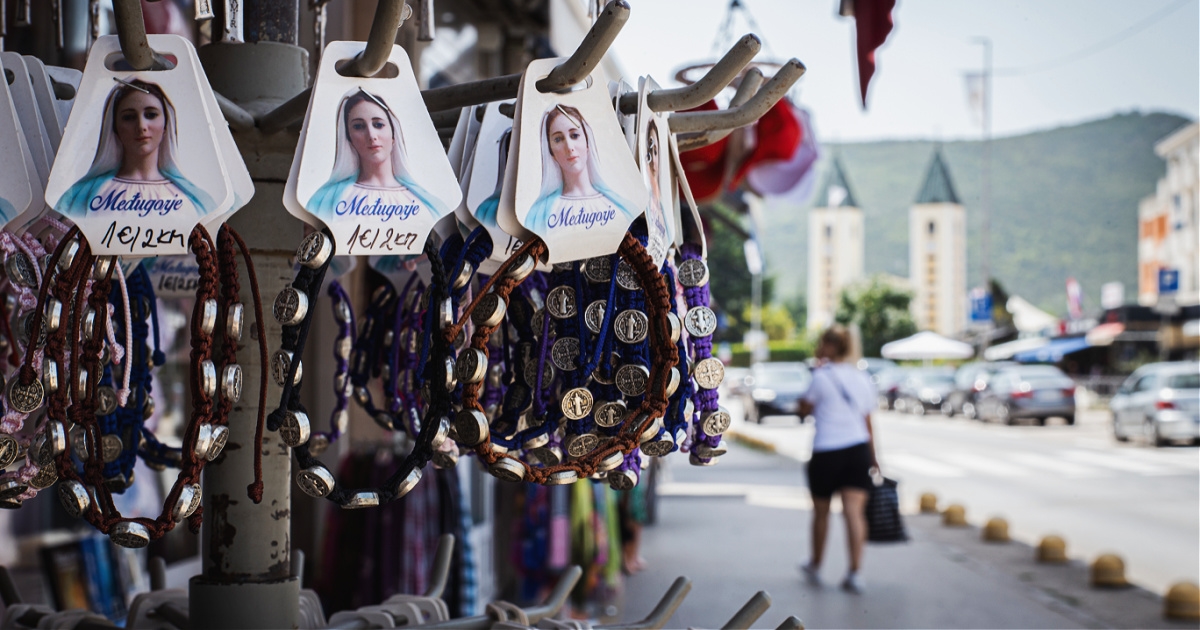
909, 149, 967, 336
808, 157, 865, 331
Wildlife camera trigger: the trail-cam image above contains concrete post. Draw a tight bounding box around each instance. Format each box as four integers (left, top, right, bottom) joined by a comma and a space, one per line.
186, 15, 311, 626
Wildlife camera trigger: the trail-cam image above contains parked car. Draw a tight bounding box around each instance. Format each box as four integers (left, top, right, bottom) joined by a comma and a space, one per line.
895, 368, 957, 415
722, 366, 752, 399
857, 358, 898, 378
743, 362, 813, 424
975, 365, 1077, 425
945, 361, 1016, 418
1110, 362, 1200, 446
873, 367, 911, 410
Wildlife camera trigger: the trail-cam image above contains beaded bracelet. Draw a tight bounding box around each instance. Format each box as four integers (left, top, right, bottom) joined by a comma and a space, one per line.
678, 243, 728, 464
50, 227, 224, 547
444, 232, 677, 486
275, 234, 454, 508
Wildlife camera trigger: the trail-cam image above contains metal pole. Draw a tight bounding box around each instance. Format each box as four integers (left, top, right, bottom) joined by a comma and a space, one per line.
975, 37, 992, 351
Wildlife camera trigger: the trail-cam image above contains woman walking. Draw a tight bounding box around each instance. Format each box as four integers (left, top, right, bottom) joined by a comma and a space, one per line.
798, 326, 878, 593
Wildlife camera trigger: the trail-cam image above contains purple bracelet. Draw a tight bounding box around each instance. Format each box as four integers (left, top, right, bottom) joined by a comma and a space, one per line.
680, 243, 727, 465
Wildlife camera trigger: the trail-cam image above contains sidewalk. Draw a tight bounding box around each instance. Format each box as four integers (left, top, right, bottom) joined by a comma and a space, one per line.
618, 438, 1183, 629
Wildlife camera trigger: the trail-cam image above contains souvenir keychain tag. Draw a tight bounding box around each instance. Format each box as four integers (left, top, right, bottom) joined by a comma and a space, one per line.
295, 41, 462, 256
44, 65, 82, 124
505, 57, 648, 264
615, 79, 636, 153
467, 101, 526, 261
45, 35, 234, 256
636, 76, 675, 269
1, 53, 54, 186
24, 56, 65, 152
0, 75, 35, 226
669, 129, 706, 256
448, 106, 481, 230
183, 42, 252, 231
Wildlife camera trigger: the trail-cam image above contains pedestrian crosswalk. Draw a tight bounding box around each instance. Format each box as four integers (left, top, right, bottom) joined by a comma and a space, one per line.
880, 448, 1197, 479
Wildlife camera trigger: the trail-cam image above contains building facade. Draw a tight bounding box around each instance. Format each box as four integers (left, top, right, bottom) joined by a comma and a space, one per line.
807, 158, 864, 330
1138, 122, 1199, 308
909, 150, 967, 336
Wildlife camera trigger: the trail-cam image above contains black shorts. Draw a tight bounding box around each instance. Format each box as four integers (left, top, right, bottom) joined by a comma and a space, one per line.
806, 442, 874, 498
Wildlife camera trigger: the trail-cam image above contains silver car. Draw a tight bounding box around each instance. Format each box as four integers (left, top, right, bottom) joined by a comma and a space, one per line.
1110, 362, 1200, 446
976, 365, 1077, 426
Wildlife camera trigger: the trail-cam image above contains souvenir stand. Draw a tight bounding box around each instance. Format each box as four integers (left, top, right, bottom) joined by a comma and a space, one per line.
0, 0, 805, 627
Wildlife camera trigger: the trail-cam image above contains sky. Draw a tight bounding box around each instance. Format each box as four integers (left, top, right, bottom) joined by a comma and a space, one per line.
609, 0, 1200, 142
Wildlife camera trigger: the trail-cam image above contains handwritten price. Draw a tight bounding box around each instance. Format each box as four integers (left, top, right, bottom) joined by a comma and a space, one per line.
345, 225, 419, 255
100, 222, 186, 254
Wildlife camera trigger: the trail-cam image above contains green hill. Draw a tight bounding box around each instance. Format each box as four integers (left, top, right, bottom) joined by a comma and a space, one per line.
760, 111, 1192, 316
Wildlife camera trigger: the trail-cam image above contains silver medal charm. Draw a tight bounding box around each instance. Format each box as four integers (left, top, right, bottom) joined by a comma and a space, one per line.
678, 259, 710, 287
455, 348, 488, 384
279, 410, 311, 448
199, 299, 219, 336
693, 357, 725, 390
343, 491, 380, 509
615, 365, 650, 397
206, 425, 229, 460
615, 261, 641, 291
561, 387, 593, 421
296, 232, 333, 268
684, 306, 718, 338
489, 458, 526, 482
453, 409, 489, 447
201, 360, 218, 398
701, 407, 733, 437
110, 521, 151, 548
95, 386, 118, 416
505, 253, 536, 282
583, 256, 612, 283
100, 434, 123, 463
584, 300, 607, 334
471, 293, 507, 328
273, 287, 309, 326
4, 252, 37, 288
272, 350, 302, 386
297, 465, 335, 498
565, 432, 599, 458
222, 364, 243, 402
551, 337, 580, 372
546, 286, 577, 319
614, 310, 648, 344
608, 469, 638, 491
593, 400, 627, 428
0, 434, 19, 468
58, 481, 91, 518
393, 468, 423, 498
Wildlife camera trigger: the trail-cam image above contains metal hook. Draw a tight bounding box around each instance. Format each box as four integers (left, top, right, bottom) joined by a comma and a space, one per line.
668, 58, 805, 134
675, 66, 764, 152
534, 0, 630, 93
422, 534, 455, 599
720, 591, 772, 630
618, 33, 761, 115
776, 615, 805, 630
596, 576, 692, 630
349, 0, 413, 78
112, 0, 171, 71
407, 565, 583, 629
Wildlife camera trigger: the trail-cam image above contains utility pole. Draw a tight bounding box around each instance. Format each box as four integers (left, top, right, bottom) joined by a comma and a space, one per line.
973, 36, 992, 351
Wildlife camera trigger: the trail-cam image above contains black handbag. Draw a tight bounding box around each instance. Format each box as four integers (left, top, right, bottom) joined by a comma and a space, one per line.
865, 476, 909, 543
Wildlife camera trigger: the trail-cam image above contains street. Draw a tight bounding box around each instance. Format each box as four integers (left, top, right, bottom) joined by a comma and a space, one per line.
617, 400, 1199, 628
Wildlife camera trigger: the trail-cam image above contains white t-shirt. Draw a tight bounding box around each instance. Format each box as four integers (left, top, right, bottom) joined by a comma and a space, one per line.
803, 363, 875, 453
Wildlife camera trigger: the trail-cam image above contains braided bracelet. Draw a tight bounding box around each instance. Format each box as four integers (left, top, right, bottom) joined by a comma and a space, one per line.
283, 236, 455, 507
444, 232, 677, 486
679, 243, 728, 464
51, 227, 224, 547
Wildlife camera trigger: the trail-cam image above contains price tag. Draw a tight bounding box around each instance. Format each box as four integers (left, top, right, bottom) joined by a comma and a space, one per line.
292, 41, 462, 257
500, 57, 648, 264
0, 66, 35, 226
466, 102, 525, 263
44, 35, 234, 256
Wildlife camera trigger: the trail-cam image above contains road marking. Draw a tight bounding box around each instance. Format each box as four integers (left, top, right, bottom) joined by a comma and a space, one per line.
1005, 452, 1105, 478
937, 452, 1031, 477
884, 453, 966, 478
1062, 450, 1175, 476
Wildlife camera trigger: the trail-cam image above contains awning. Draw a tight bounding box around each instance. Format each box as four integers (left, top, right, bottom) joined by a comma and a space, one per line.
1085, 322, 1125, 346
1007, 296, 1059, 333
1012, 337, 1091, 363
983, 336, 1050, 361
881, 331, 975, 360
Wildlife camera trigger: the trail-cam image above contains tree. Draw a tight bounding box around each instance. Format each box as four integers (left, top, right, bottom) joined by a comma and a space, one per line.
835, 276, 918, 358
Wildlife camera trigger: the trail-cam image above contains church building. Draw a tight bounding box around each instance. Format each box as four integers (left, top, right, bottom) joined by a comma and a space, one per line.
909, 149, 967, 336
807, 157, 865, 331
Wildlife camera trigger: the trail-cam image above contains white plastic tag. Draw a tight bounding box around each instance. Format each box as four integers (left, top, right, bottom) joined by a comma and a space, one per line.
1, 53, 54, 186
370, 255, 431, 292
183, 42, 252, 230
450, 105, 482, 231
467, 101, 525, 261
44, 35, 233, 256
23, 56, 64, 152
503, 57, 648, 264
669, 130, 705, 256
0, 74, 34, 225
294, 41, 462, 257
44, 65, 81, 125
635, 76, 674, 269
615, 79, 636, 153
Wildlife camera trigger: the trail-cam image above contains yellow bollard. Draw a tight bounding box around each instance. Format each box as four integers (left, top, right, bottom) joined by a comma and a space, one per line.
919, 493, 938, 514
1164, 582, 1200, 620
982, 517, 1010, 542
942, 504, 967, 527
1090, 554, 1129, 588
1036, 535, 1068, 563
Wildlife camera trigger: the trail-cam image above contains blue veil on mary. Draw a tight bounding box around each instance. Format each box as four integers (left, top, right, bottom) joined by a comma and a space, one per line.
307, 88, 448, 221
56, 79, 212, 218
523, 105, 638, 234
474, 127, 512, 228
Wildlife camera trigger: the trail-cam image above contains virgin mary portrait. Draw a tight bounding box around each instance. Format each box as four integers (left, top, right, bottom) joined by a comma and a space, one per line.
524, 104, 637, 235
307, 88, 447, 223
56, 78, 212, 218
473, 127, 511, 228
644, 120, 671, 258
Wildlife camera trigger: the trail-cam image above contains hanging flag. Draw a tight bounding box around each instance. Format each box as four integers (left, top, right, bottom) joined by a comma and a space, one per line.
1066, 277, 1084, 320
963, 72, 985, 126
840, 0, 897, 108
